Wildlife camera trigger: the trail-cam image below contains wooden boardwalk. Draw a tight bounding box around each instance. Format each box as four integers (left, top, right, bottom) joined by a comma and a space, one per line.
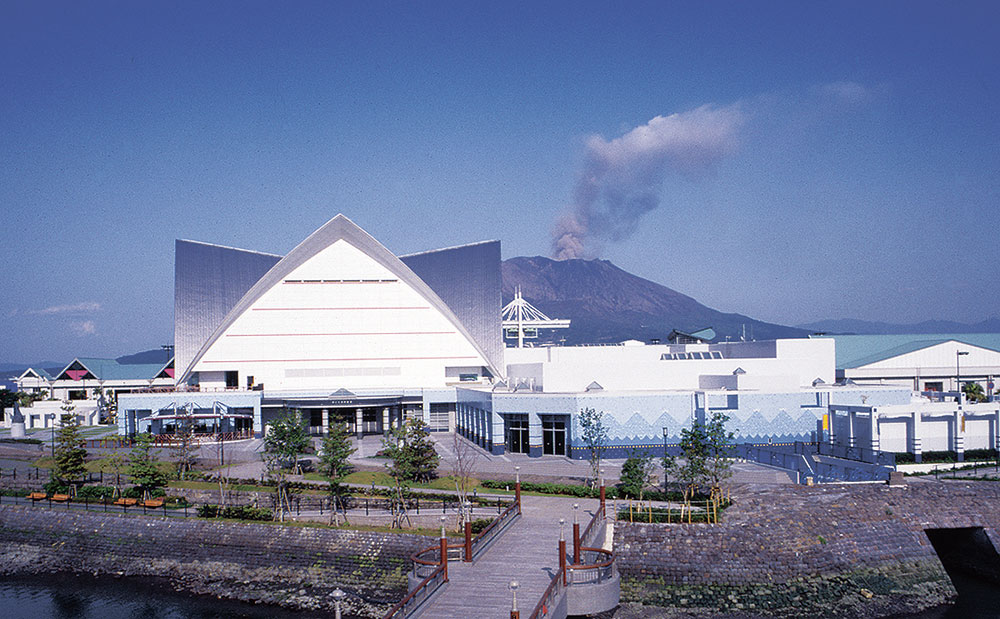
416, 495, 601, 618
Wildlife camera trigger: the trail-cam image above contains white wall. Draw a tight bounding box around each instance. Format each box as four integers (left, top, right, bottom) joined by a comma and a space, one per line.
504, 338, 835, 393
193, 239, 489, 391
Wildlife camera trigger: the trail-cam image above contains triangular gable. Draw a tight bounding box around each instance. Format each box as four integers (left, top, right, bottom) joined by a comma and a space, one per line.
17, 367, 50, 381
155, 358, 175, 380
181, 214, 500, 381
56, 358, 98, 381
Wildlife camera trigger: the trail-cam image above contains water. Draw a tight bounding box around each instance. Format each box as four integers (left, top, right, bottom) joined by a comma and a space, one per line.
0, 574, 354, 619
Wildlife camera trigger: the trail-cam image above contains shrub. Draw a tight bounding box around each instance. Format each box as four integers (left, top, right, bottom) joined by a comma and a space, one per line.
470, 518, 494, 534
197, 504, 273, 521
0, 438, 42, 445
77, 485, 116, 500
0, 488, 29, 497
123, 486, 165, 499
43, 480, 68, 495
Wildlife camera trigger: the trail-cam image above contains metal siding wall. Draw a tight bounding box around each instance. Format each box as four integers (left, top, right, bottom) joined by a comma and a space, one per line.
401, 241, 504, 375
174, 241, 281, 379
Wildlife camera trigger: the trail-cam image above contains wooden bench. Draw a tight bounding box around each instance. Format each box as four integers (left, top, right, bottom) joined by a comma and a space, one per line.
142, 499, 164, 508
50, 494, 70, 502
113, 498, 138, 507
27, 492, 47, 501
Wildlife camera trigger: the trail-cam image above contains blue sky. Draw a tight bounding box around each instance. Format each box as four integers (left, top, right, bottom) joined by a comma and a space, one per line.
2, 1, 998, 363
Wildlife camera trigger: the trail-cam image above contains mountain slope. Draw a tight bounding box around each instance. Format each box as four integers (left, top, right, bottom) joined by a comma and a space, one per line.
501, 256, 808, 345
798, 317, 1000, 335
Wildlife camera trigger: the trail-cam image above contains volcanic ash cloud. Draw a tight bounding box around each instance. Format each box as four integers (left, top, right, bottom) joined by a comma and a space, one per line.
551, 104, 743, 260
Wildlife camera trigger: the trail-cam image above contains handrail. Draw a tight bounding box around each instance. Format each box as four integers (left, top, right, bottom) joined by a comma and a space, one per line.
382, 563, 446, 619
468, 498, 519, 559
528, 568, 564, 619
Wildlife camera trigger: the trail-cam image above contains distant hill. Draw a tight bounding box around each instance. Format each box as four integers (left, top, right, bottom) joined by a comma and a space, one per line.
115, 349, 173, 365
797, 317, 1000, 335
501, 256, 808, 345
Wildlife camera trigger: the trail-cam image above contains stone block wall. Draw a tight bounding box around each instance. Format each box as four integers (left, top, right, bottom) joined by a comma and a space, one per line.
0, 505, 428, 616
615, 482, 1000, 616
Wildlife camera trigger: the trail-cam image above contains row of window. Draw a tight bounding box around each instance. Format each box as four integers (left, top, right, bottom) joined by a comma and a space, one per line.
660, 351, 724, 361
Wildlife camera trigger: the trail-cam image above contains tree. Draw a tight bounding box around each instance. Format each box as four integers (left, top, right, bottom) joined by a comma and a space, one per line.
677, 411, 736, 500
53, 413, 88, 495
619, 450, 655, 500
579, 408, 609, 488
677, 419, 710, 499
128, 432, 168, 500
452, 431, 481, 525
319, 422, 356, 525
661, 451, 677, 493
170, 409, 199, 480
963, 382, 987, 403
381, 418, 439, 528
704, 411, 736, 492
0, 389, 18, 421
262, 410, 310, 521
383, 417, 440, 483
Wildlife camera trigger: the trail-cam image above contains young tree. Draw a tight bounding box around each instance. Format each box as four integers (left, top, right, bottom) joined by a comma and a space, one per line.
128, 432, 168, 500
381, 418, 439, 528
53, 413, 88, 495
704, 411, 736, 493
579, 408, 609, 489
452, 430, 482, 525
170, 410, 199, 480
661, 451, 677, 493
619, 450, 656, 501
677, 419, 709, 500
100, 445, 128, 497
384, 417, 440, 483
319, 422, 356, 525
262, 410, 310, 521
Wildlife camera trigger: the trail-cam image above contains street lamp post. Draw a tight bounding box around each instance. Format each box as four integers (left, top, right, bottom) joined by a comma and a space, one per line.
957, 351, 970, 403
509, 580, 520, 619
331, 588, 346, 619
662, 426, 669, 493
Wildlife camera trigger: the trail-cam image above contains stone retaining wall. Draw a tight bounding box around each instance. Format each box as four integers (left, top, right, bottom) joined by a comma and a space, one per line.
615, 481, 1000, 617
0, 505, 427, 617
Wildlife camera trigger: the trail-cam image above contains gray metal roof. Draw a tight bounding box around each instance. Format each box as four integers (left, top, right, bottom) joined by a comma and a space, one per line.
401, 240, 504, 374
174, 240, 281, 380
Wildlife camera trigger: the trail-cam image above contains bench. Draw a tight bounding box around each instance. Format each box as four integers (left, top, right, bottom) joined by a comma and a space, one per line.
142, 499, 164, 508
114, 498, 138, 507
50, 494, 71, 502
27, 492, 47, 501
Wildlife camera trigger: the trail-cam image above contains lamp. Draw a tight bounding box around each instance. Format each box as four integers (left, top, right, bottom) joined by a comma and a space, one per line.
331, 588, 346, 619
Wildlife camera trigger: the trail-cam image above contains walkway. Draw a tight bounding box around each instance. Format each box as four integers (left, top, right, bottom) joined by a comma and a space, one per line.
417, 494, 599, 618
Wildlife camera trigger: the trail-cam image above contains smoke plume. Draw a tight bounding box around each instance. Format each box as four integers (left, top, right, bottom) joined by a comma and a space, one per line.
551, 104, 743, 260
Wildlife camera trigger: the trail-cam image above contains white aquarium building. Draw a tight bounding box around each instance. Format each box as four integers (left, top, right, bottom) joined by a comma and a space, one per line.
107, 213, 999, 461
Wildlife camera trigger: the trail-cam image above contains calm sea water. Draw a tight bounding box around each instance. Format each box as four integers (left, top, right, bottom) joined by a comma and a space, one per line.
0, 574, 359, 619
2, 571, 999, 618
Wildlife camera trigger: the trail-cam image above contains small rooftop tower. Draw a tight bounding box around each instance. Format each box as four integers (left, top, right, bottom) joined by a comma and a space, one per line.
501, 287, 571, 348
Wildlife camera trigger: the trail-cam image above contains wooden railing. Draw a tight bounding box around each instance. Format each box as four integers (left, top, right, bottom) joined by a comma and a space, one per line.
382, 563, 446, 619
530, 502, 615, 619
529, 566, 564, 619
467, 497, 519, 561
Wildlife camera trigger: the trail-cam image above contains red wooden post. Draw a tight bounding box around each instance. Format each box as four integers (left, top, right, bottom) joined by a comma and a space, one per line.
464, 520, 472, 562
572, 503, 581, 565
515, 466, 521, 515
599, 473, 606, 513
440, 517, 449, 581
559, 518, 567, 585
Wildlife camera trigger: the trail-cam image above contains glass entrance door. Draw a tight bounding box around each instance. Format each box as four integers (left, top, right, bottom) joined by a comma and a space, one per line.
506, 415, 529, 454
542, 418, 566, 456
363, 409, 379, 434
